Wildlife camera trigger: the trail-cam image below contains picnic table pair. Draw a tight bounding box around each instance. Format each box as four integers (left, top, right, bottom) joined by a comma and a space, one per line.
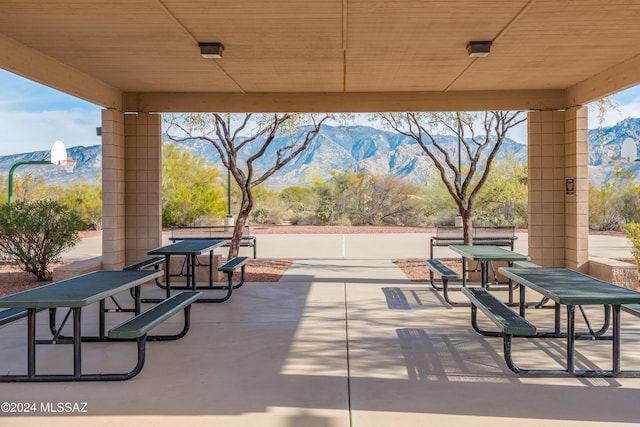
427, 244, 640, 377
427, 244, 529, 306
0, 239, 251, 382
144, 239, 249, 303
469, 267, 640, 378
0, 270, 200, 382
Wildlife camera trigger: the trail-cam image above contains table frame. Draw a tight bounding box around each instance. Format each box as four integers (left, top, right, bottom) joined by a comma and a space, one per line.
449, 245, 530, 304
148, 239, 232, 302
500, 267, 640, 377
0, 270, 163, 382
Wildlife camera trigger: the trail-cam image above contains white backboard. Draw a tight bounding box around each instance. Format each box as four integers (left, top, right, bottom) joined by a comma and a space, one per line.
621, 137, 637, 161
50, 140, 67, 165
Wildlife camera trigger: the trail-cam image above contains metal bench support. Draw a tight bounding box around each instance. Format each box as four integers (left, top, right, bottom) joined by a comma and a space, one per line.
424, 259, 466, 306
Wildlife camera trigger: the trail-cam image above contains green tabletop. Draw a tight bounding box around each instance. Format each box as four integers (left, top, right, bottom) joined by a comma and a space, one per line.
449, 245, 530, 262
0, 270, 163, 309
148, 239, 225, 256
499, 267, 640, 306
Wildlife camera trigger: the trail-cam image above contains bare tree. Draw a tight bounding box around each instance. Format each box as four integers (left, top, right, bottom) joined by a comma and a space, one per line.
165, 113, 330, 257
377, 112, 526, 244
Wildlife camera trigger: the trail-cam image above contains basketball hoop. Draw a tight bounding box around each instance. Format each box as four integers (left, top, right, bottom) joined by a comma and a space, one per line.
57, 159, 77, 173
50, 140, 76, 173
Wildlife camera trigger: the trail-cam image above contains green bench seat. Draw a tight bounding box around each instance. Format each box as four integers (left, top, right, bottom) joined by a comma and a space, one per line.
109, 291, 201, 339
462, 287, 536, 336
425, 259, 465, 306
123, 256, 165, 272
622, 304, 640, 317
512, 260, 541, 268
509, 261, 551, 308
101, 291, 200, 380
462, 287, 542, 376
425, 259, 460, 280
123, 256, 165, 295
219, 256, 250, 273
0, 308, 47, 327
196, 256, 251, 303
0, 308, 30, 326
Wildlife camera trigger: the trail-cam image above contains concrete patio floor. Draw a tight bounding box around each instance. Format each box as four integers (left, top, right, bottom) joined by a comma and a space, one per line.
2, 258, 640, 426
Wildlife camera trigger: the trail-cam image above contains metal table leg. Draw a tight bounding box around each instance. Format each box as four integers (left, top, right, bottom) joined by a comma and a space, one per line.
73, 308, 82, 378
165, 254, 171, 299
567, 305, 576, 374
613, 304, 621, 374
27, 308, 36, 378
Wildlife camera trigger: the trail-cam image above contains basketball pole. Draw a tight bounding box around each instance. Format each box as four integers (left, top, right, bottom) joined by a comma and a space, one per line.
7, 160, 52, 206
7, 140, 73, 206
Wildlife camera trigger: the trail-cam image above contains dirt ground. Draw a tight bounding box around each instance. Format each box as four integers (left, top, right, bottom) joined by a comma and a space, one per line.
0, 259, 296, 297
393, 258, 463, 282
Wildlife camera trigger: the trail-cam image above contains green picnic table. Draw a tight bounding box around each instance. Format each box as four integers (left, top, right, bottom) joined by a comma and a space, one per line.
148, 239, 226, 299
499, 267, 640, 377
449, 244, 530, 304
0, 270, 163, 382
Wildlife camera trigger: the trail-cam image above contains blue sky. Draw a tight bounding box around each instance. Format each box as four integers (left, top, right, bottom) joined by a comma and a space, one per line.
0, 68, 639, 156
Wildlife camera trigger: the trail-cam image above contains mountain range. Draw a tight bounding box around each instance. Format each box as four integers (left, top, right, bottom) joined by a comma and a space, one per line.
0, 118, 639, 189
167, 125, 528, 189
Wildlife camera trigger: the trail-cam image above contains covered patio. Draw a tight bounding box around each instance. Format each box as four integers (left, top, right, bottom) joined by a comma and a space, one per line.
1, 1, 639, 270
2, 1, 640, 425
2, 257, 640, 425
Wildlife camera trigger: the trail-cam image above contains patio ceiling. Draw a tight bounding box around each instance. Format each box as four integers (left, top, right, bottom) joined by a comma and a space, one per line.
0, 0, 639, 112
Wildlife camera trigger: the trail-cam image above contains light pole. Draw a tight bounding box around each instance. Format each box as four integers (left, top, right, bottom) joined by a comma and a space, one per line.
227, 168, 231, 217
224, 168, 234, 230
455, 117, 463, 227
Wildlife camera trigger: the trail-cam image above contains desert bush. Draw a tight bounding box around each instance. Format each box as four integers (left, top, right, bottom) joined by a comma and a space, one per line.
162, 144, 226, 226
625, 222, 640, 268
59, 178, 103, 230
0, 199, 83, 280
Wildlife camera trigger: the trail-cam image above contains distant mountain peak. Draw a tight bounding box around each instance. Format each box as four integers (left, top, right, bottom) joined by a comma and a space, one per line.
0, 120, 638, 189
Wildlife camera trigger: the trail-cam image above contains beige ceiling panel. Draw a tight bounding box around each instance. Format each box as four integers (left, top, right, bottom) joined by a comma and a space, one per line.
0, 1, 243, 92
452, 0, 640, 91
163, 0, 344, 92
345, 0, 530, 91
1, 1, 639, 110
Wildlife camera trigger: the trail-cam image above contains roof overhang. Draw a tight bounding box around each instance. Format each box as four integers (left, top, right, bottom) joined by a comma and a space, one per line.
1, 1, 639, 113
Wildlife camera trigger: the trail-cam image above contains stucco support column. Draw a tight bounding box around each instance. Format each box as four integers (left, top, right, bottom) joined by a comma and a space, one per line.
564, 106, 589, 271
124, 113, 162, 265
527, 107, 589, 270
101, 110, 162, 269
101, 109, 126, 270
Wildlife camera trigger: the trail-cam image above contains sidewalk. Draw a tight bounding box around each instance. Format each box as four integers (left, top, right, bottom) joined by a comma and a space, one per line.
3, 257, 640, 427
63, 231, 633, 261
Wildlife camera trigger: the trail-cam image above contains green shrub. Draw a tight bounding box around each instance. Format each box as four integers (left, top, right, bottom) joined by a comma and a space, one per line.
624, 222, 640, 269
251, 207, 270, 224
0, 200, 83, 280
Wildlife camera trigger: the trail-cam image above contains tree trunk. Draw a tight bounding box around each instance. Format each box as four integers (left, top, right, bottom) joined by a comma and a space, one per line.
227, 210, 249, 258
228, 189, 253, 258
461, 209, 473, 245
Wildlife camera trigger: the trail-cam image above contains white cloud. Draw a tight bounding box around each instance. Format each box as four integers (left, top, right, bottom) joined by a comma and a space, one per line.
588, 85, 640, 128
0, 109, 101, 156
588, 100, 640, 129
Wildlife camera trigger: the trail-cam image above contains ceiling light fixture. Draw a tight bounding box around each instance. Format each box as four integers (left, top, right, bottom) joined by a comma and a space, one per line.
466, 41, 492, 58
199, 42, 224, 59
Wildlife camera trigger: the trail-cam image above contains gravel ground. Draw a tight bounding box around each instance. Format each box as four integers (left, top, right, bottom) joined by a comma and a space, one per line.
393, 258, 463, 282
0, 259, 295, 297
0, 265, 52, 297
